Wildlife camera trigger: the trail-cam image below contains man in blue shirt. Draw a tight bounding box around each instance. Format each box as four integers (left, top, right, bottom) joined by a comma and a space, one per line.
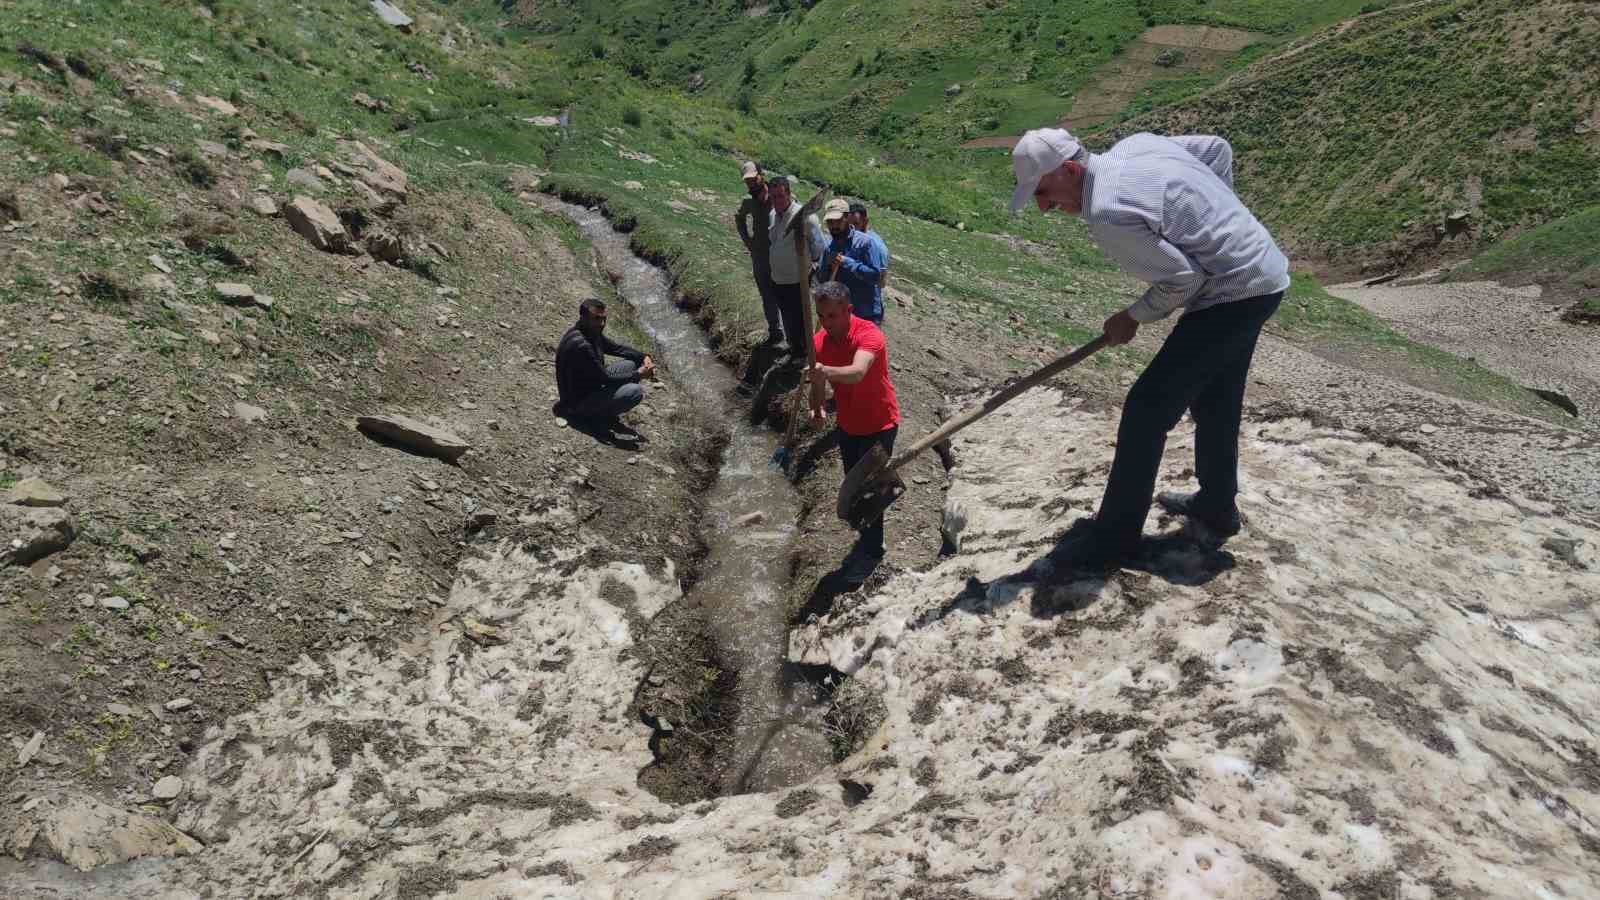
821, 198, 887, 324
847, 200, 890, 293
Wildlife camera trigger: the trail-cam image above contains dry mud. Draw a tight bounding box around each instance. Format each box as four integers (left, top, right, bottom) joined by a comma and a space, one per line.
6, 388, 1598, 897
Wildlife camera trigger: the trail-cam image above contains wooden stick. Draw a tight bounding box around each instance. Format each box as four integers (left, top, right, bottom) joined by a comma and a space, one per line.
877, 335, 1108, 478
782, 220, 819, 445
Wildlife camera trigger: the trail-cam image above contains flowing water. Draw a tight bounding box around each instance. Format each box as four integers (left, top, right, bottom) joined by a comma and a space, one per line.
545, 198, 834, 794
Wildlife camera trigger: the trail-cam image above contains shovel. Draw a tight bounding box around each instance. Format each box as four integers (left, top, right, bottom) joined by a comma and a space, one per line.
770, 186, 831, 469
837, 335, 1108, 528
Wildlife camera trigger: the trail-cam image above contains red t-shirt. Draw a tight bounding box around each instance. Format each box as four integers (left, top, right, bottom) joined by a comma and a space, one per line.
814, 315, 899, 436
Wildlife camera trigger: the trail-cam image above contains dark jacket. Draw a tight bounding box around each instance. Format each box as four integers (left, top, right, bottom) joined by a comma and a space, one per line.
555, 324, 644, 410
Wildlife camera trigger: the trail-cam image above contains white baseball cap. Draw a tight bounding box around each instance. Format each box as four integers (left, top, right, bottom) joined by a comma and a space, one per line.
1009, 128, 1083, 213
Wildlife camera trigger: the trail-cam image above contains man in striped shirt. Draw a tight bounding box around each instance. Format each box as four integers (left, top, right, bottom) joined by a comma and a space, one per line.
1010, 128, 1290, 568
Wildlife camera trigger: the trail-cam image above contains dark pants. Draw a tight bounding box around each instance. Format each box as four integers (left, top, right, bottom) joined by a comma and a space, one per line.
753, 264, 782, 340
573, 360, 644, 419
771, 280, 807, 352
838, 424, 898, 555
1095, 292, 1283, 552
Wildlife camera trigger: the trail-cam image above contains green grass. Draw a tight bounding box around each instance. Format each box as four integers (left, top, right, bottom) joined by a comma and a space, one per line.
1116, 0, 1600, 253
1451, 204, 1600, 283
0, 0, 1559, 425
514, 0, 1401, 154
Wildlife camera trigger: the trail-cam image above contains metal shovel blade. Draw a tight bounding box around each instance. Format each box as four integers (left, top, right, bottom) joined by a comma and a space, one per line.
837, 443, 904, 527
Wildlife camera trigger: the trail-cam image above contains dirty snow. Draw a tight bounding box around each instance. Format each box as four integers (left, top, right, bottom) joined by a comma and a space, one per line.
6, 390, 1600, 898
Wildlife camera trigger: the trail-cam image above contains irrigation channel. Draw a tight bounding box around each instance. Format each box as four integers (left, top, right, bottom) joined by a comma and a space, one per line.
548, 198, 835, 794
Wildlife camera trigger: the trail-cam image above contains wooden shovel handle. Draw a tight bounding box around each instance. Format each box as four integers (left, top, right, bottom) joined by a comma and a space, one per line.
880, 335, 1108, 476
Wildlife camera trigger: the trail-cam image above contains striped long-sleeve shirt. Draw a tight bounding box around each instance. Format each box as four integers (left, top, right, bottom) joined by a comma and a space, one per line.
1082, 133, 1289, 323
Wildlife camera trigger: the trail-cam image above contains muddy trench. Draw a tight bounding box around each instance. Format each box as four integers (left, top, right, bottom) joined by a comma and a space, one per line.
537, 196, 842, 800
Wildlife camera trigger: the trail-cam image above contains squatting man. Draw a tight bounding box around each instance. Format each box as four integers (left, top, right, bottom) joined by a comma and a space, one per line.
1009, 127, 1290, 568
553, 298, 657, 427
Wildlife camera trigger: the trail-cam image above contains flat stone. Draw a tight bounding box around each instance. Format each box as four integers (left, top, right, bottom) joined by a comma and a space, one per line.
151, 776, 183, 801
338, 140, 408, 198
99, 597, 130, 611
49, 173, 70, 190
248, 196, 278, 217
139, 274, 176, 295
243, 139, 290, 158
285, 168, 326, 192
1419, 424, 1439, 435
164, 698, 193, 712
213, 282, 255, 305
371, 0, 414, 28
196, 140, 229, 158
233, 401, 268, 423
7, 477, 67, 507
1, 505, 76, 566
284, 195, 354, 254
356, 413, 471, 462
193, 95, 237, 116
7, 793, 201, 871
107, 704, 134, 717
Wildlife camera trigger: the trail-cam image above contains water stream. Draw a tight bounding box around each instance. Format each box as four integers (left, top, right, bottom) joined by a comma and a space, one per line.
544, 198, 834, 794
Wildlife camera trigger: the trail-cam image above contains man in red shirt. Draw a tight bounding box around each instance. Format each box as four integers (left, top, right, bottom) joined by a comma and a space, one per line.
807, 281, 899, 578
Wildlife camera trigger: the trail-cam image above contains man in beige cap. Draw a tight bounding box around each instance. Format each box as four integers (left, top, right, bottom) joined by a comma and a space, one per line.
734, 161, 783, 345
1009, 127, 1289, 569
821, 197, 887, 324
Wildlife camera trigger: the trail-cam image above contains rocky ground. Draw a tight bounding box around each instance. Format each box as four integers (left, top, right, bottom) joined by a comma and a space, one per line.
1328, 278, 1598, 425
0, 122, 712, 842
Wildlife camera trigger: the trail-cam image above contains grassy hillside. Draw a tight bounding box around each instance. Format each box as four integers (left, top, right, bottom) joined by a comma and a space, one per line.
516, 0, 1401, 152
1450, 205, 1600, 302
1112, 0, 1600, 270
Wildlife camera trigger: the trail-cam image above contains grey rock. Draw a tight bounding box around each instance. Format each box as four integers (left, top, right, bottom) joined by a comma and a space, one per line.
356, 414, 471, 462
284, 195, 354, 254
107, 704, 134, 717
945, 83, 962, 96
370, 1, 413, 29
164, 698, 193, 712
248, 196, 278, 217
213, 282, 255, 305
99, 597, 130, 611
232, 401, 268, 423
285, 168, 326, 192
151, 776, 183, 801
6, 477, 67, 508
243, 139, 290, 158
4, 793, 201, 871
1, 505, 76, 566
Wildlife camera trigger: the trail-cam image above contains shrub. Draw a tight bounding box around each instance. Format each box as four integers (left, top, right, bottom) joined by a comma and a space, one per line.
622, 106, 643, 127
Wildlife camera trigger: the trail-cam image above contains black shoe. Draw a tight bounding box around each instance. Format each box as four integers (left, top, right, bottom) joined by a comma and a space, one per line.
1156, 491, 1241, 537
1040, 523, 1130, 576
763, 331, 784, 346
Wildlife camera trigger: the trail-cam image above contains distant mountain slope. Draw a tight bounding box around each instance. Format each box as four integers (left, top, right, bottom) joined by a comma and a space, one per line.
514, 0, 1402, 151
1109, 0, 1600, 274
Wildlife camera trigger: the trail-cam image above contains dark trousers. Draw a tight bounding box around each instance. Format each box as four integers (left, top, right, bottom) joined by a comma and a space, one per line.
771, 280, 807, 351
1095, 292, 1283, 551
573, 360, 644, 420
838, 424, 898, 555
753, 265, 782, 339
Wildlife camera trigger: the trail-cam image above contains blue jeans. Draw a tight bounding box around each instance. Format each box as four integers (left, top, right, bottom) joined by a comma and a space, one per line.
573, 360, 644, 420
1094, 292, 1283, 551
